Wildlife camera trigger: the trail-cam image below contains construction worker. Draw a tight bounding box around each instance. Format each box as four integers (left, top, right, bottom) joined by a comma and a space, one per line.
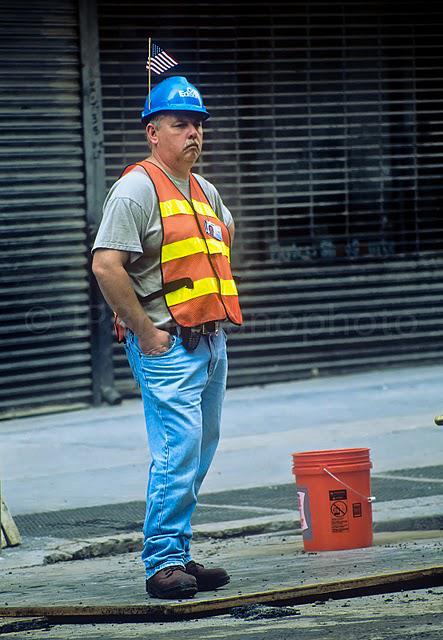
92, 76, 242, 599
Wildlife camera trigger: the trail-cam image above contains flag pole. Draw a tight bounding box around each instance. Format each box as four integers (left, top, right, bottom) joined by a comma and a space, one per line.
148, 37, 152, 110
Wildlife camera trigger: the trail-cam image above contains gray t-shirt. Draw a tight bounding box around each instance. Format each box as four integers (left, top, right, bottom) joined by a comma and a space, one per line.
92, 166, 234, 327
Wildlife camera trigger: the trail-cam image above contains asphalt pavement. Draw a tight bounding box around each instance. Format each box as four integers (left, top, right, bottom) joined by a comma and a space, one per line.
1, 531, 442, 639
1, 364, 442, 639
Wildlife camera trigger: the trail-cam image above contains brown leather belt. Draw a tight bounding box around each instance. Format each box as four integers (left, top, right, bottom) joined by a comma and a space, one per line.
167, 321, 220, 336
199, 321, 220, 335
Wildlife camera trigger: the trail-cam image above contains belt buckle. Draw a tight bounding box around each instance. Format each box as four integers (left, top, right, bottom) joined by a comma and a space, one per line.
201, 321, 219, 335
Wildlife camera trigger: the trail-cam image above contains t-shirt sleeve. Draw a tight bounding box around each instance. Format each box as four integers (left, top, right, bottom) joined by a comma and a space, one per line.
212, 188, 234, 228
92, 196, 145, 261
218, 199, 234, 229
194, 174, 234, 228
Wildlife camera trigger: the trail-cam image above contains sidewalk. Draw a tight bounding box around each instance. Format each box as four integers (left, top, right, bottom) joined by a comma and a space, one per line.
1, 363, 442, 571
2, 363, 443, 515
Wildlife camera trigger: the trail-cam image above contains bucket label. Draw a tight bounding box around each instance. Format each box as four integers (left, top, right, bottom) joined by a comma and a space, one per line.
330, 500, 349, 533
352, 502, 362, 517
296, 487, 312, 540
329, 489, 347, 501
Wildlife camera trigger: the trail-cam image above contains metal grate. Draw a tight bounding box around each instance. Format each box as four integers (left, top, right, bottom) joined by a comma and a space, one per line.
0, 1, 93, 418
13, 471, 443, 538
97, 0, 443, 391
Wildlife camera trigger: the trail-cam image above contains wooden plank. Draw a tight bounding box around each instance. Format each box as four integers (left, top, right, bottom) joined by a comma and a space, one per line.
0, 527, 6, 549
0, 565, 440, 623
1, 496, 21, 547
0, 480, 5, 549
0, 617, 49, 635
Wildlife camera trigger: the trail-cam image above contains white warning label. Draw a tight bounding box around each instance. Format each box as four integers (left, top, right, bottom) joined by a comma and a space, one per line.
330, 500, 349, 533
297, 490, 309, 531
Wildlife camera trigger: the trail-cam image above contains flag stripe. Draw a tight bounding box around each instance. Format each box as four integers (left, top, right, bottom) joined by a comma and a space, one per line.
158, 52, 175, 67
150, 59, 169, 71
152, 56, 170, 71
151, 61, 170, 74
150, 58, 176, 73
163, 52, 178, 65
150, 61, 166, 72
146, 41, 179, 76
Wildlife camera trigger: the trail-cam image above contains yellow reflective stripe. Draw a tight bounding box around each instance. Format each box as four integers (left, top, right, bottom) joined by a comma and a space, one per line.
220, 279, 238, 295
206, 238, 230, 261
162, 237, 207, 262
159, 198, 219, 219
161, 237, 230, 263
192, 199, 218, 219
166, 277, 238, 306
160, 199, 194, 217
166, 277, 218, 305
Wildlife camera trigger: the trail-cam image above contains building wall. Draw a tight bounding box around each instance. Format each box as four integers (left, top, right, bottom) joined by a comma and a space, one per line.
1, 1, 443, 418
0, 0, 93, 419
97, 0, 443, 392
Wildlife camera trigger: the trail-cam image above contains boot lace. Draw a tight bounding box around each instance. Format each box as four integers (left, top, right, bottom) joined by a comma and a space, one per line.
186, 560, 204, 571
163, 565, 186, 578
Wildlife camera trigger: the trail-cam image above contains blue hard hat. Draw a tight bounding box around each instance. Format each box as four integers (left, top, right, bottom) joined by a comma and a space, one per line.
141, 76, 210, 124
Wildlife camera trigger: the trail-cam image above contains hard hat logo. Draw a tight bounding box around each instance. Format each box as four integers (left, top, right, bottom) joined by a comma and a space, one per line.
178, 88, 200, 99
141, 76, 210, 125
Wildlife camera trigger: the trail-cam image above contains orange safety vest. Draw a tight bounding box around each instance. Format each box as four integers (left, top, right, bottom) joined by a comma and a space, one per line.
122, 160, 243, 328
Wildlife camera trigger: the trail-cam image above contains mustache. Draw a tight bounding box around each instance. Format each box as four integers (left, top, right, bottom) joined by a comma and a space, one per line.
184, 142, 200, 150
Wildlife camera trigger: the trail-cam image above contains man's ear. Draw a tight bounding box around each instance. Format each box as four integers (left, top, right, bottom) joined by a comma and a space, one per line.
146, 123, 158, 146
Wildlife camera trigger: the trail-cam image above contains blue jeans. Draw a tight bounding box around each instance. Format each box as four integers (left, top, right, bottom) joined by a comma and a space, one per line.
124, 328, 228, 579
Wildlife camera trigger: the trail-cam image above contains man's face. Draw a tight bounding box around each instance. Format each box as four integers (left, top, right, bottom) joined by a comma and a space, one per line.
147, 112, 203, 169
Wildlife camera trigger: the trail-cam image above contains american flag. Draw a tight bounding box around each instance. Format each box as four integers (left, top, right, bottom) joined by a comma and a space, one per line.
146, 43, 179, 76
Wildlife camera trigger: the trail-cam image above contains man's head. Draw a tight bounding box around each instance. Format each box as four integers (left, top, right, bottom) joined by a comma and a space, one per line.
141, 77, 208, 175
146, 111, 203, 173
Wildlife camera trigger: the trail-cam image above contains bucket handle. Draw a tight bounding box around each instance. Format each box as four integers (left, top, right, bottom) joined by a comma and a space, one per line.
323, 468, 376, 503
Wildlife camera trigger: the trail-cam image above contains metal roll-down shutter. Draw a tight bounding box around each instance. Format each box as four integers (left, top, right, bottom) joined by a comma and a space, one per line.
0, 0, 92, 418
97, 1, 443, 392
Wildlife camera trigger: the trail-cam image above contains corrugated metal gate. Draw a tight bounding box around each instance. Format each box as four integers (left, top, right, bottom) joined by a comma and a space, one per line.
97, 0, 443, 392
1, 0, 442, 419
0, 0, 93, 418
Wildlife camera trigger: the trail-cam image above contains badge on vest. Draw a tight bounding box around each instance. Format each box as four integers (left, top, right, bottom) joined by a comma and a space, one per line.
204, 219, 223, 241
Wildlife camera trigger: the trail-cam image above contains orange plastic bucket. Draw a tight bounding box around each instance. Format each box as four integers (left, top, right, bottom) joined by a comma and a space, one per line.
292, 448, 374, 552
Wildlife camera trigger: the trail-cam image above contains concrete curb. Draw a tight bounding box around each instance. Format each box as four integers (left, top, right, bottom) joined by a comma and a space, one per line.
193, 511, 301, 539
40, 497, 443, 565
43, 533, 144, 565
43, 513, 301, 565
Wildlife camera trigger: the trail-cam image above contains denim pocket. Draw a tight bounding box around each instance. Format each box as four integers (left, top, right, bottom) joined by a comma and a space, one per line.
136, 334, 177, 359
123, 340, 140, 387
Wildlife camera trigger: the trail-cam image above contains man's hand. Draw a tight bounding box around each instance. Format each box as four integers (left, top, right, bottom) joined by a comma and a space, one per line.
138, 328, 172, 356
92, 249, 167, 349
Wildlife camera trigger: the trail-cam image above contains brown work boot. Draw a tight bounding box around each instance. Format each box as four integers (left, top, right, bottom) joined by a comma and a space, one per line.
185, 560, 230, 591
146, 565, 198, 599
